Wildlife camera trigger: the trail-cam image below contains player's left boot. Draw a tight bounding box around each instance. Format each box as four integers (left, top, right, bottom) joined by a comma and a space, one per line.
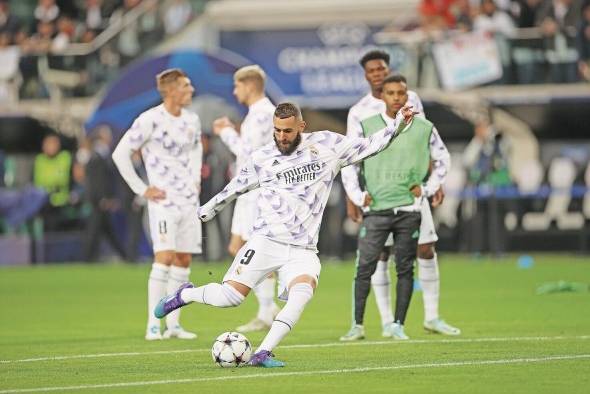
236, 317, 270, 333
249, 350, 285, 368
162, 325, 197, 339
154, 282, 194, 319
339, 324, 365, 341
424, 318, 461, 336
381, 322, 394, 338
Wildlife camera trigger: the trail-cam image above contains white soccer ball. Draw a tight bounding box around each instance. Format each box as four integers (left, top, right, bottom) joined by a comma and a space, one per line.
211, 331, 252, 368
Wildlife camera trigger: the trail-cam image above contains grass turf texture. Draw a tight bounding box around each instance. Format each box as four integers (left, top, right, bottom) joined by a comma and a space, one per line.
1, 254, 589, 393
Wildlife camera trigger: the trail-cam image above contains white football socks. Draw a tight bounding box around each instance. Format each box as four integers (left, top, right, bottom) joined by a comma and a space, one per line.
254, 276, 279, 325
371, 260, 394, 326
148, 262, 169, 330
181, 282, 245, 307
418, 254, 440, 322
166, 265, 191, 329
257, 283, 314, 352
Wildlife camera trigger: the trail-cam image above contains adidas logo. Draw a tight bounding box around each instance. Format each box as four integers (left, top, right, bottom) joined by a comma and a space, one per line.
272, 160, 280, 166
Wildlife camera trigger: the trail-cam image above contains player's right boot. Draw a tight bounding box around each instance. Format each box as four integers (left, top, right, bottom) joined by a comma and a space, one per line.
391, 321, 409, 340
339, 324, 365, 341
145, 325, 162, 341
154, 282, 194, 319
163, 325, 197, 339
381, 322, 394, 338
249, 350, 285, 368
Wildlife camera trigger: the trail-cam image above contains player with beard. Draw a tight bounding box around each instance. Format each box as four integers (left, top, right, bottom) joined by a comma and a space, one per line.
155, 102, 415, 367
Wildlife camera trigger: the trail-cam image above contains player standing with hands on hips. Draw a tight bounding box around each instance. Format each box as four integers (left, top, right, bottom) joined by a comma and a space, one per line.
112, 68, 203, 341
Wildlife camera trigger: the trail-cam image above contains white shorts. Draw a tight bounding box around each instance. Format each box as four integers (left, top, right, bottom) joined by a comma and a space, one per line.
230, 195, 257, 241
384, 198, 438, 247
223, 235, 321, 301
147, 202, 202, 254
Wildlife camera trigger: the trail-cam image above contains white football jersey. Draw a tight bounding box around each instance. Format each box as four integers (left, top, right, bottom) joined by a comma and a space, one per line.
219, 97, 275, 172
199, 115, 405, 251
114, 104, 202, 209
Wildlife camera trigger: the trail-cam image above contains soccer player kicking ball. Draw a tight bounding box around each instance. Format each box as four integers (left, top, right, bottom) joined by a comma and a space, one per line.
212, 65, 281, 333
112, 68, 203, 341
155, 102, 414, 367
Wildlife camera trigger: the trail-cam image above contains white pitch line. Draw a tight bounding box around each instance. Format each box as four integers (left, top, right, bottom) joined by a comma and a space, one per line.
0, 354, 589, 394
1, 335, 589, 365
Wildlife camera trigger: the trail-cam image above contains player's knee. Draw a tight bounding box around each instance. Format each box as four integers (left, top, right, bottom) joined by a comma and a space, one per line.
174, 253, 191, 267
221, 283, 246, 307
417, 243, 435, 259
155, 251, 175, 265
356, 260, 379, 280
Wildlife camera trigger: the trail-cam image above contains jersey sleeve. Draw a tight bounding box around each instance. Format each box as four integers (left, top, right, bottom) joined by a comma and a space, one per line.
336, 113, 405, 168
341, 165, 366, 207
198, 156, 260, 222
423, 127, 451, 197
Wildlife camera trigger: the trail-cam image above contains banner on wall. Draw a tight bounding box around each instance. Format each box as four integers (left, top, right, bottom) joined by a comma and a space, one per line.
220, 23, 409, 108
432, 31, 503, 90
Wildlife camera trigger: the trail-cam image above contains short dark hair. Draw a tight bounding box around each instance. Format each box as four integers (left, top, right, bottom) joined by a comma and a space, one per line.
359, 50, 390, 68
382, 74, 407, 87
274, 102, 302, 120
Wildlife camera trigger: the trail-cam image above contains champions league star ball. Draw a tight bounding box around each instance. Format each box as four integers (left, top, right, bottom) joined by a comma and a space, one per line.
211, 332, 252, 368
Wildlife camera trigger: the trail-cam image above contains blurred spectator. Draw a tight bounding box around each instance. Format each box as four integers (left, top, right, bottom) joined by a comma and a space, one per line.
454, 0, 474, 32
0, 0, 21, 44
510, 0, 544, 28
537, 0, 583, 82
83, 126, 127, 261
473, 0, 516, 82
163, 0, 192, 35
34, 0, 60, 26
33, 133, 72, 230
0, 31, 21, 103
82, 0, 108, 32
138, 0, 163, 49
473, 0, 516, 37
463, 118, 512, 187
110, 0, 142, 66
51, 16, 76, 53
21, 21, 54, 55
419, 0, 457, 32
578, 1, 590, 81
462, 116, 514, 253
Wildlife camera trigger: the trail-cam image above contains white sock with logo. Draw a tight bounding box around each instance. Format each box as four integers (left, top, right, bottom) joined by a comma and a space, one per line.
147, 262, 169, 331
257, 283, 314, 353
418, 254, 440, 322
166, 265, 191, 329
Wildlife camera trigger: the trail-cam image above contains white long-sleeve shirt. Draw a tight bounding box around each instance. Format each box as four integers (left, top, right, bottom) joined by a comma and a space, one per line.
198, 115, 405, 251
112, 104, 202, 209
219, 97, 275, 172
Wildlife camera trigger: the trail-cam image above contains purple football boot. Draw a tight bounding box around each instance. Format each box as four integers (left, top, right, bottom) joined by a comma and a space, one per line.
249, 350, 285, 368
154, 282, 194, 319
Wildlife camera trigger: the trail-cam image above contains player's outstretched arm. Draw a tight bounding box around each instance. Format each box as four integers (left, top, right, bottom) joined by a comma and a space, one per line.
337, 106, 414, 168
198, 157, 260, 222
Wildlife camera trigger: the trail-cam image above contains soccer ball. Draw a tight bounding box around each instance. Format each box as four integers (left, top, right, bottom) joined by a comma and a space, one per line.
211, 331, 252, 368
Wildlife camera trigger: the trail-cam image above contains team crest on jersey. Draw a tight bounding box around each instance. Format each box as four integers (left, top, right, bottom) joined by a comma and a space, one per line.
310, 146, 319, 157
236, 266, 242, 275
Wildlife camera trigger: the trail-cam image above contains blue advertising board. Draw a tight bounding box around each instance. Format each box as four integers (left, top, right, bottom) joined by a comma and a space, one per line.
220, 23, 407, 108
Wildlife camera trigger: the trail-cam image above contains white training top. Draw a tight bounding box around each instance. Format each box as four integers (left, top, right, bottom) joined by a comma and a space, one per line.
199, 112, 406, 251
112, 104, 203, 209
219, 97, 275, 206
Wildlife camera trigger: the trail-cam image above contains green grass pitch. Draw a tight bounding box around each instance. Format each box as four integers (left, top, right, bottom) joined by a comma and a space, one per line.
1, 254, 589, 393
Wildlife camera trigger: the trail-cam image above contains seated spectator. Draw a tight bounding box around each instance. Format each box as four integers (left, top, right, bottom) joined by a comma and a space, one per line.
83, 0, 108, 33
33, 133, 72, 230
50, 16, 76, 54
